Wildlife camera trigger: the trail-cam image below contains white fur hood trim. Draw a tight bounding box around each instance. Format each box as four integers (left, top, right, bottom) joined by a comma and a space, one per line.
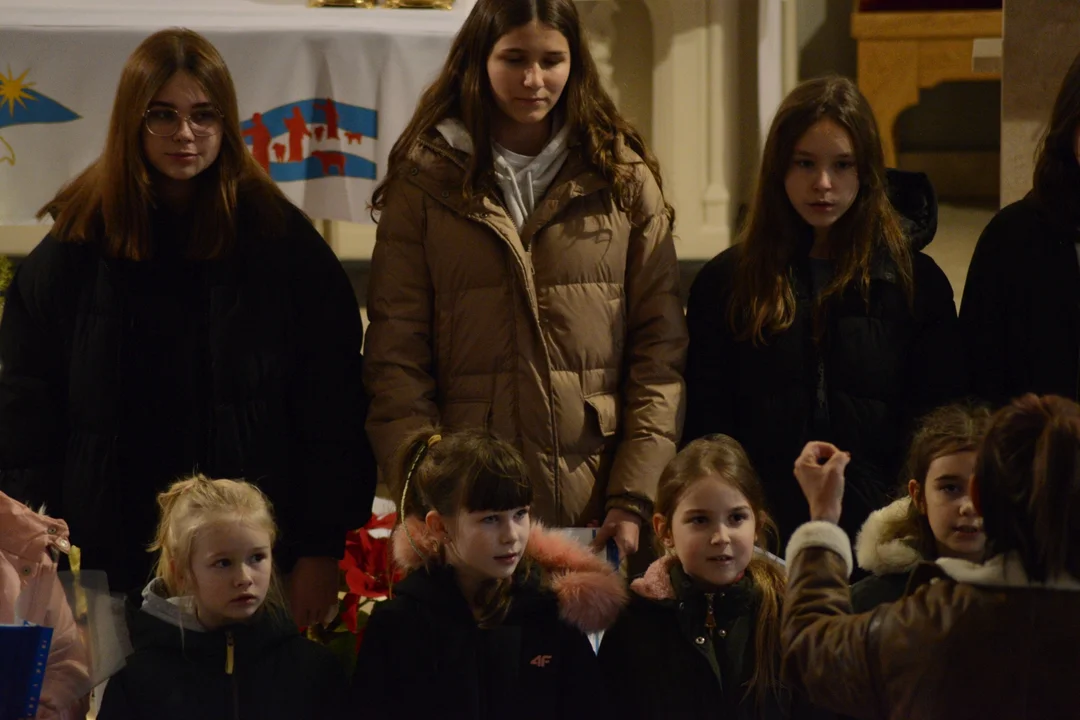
854, 497, 923, 576
937, 552, 1080, 591
785, 521, 853, 578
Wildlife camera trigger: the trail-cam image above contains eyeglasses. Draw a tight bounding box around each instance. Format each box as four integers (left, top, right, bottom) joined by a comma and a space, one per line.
144, 107, 224, 137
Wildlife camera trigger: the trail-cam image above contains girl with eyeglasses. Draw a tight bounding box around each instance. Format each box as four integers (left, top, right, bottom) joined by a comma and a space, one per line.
0, 28, 375, 629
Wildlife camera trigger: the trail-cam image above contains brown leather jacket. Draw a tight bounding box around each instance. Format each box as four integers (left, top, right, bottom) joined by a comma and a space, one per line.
364, 129, 687, 525
781, 521, 1080, 719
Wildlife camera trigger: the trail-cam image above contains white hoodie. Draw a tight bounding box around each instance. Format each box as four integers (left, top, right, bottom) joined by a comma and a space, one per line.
435, 118, 572, 232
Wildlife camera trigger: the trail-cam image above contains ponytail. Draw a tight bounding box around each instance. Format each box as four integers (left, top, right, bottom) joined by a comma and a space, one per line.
397, 433, 443, 563
745, 549, 787, 716
977, 394, 1080, 582
1031, 414, 1080, 579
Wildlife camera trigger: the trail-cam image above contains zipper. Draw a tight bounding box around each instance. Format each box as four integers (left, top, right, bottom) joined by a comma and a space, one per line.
816, 356, 829, 417
704, 593, 717, 630
225, 631, 240, 720
413, 137, 590, 523
225, 631, 235, 674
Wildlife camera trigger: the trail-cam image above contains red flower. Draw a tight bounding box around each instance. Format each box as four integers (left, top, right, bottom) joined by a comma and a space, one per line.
340, 512, 401, 600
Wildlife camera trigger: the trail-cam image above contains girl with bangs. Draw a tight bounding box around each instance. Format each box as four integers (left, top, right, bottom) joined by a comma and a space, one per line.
684, 76, 966, 547
0, 28, 373, 628
363, 0, 688, 564
353, 429, 628, 718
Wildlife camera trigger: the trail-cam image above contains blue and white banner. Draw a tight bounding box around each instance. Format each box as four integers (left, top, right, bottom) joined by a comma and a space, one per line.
0, 0, 471, 225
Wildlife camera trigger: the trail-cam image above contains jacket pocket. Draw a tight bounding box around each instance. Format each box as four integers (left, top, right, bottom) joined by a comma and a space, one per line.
441, 400, 492, 432
584, 392, 619, 438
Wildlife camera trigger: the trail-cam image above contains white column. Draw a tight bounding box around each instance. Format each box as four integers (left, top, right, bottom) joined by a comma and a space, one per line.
577, 1, 619, 104
758, 0, 785, 147
642, 0, 739, 259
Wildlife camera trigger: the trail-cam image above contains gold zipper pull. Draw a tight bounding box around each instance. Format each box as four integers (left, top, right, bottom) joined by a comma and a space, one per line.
704, 593, 716, 630
225, 631, 235, 675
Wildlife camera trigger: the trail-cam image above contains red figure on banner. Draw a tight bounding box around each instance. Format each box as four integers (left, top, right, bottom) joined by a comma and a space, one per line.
345, 131, 364, 145
314, 126, 325, 142
242, 112, 272, 171
314, 98, 340, 139
283, 106, 311, 162
311, 150, 346, 176
273, 143, 286, 163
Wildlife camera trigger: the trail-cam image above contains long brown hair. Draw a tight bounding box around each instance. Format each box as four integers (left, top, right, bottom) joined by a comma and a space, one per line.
370, 0, 672, 224
729, 75, 913, 345
39, 28, 287, 260
654, 435, 785, 714
883, 403, 991, 560
1033, 50, 1080, 225
976, 394, 1080, 582
391, 428, 534, 627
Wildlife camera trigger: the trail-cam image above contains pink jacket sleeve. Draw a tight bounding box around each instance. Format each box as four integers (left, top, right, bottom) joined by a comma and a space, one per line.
35, 574, 91, 719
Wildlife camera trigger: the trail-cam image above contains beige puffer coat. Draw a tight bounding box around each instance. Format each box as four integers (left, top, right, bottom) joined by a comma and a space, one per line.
364, 129, 687, 526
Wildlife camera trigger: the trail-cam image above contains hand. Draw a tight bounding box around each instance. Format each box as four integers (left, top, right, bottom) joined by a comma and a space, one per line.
287, 556, 340, 629
592, 508, 642, 561
793, 441, 850, 525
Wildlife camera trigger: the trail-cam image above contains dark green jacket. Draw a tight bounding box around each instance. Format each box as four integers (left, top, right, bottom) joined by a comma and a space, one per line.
600, 555, 813, 720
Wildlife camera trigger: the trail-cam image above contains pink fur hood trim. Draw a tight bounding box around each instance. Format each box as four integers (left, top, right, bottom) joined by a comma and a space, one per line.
392, 518, 628, 633
629, 553, 680, 601
630, 549, 787, 601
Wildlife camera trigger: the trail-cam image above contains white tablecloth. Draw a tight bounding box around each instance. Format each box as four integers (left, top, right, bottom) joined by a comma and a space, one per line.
0, 0, 472, 225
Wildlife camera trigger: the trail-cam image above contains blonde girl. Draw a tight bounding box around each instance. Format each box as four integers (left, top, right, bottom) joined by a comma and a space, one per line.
98, 475, 345, 720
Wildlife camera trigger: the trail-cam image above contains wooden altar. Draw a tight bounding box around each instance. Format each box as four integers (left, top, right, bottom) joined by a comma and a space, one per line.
851, 1, 1003, 168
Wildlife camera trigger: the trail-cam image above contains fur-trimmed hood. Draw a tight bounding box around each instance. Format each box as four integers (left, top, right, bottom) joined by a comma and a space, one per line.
392, 518, 628, 633
854, 497, 924, 576
629, 549, 784, 601
630, 553, 681, 601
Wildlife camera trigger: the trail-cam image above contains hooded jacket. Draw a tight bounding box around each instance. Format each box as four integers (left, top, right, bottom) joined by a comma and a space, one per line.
684, 170, 967, 545
849, 497, 925, 612
352, 520, 628, 719
97, 579, 346, 720
599, 553, 799, 720
436, 118, 573, 232
363, 125, 688, 527
0, 491, 90, 720
783, 521, 1080, 719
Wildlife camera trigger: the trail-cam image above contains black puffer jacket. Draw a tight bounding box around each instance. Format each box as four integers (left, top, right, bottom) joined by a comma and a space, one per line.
684, 171, 966, 545
960, 192, 1080, 406
98, 580, 346, 720
353, 521, 625, 719
0, 195, 374, 592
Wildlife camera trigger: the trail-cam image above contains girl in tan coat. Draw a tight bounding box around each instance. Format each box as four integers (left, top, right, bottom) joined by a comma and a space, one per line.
364, 0, 688, 559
